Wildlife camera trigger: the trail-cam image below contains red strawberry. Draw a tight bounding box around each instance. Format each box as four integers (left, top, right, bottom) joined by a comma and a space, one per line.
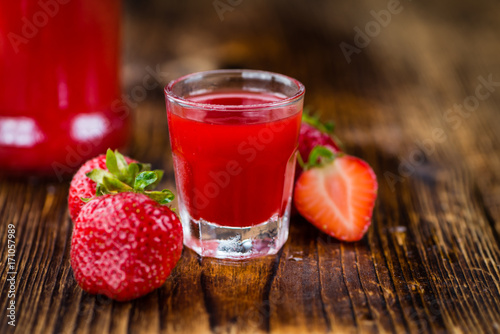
68, 151, 137, 222
71, 192, 183, 301
294, 147, 377, 242
296, 115, 342, 180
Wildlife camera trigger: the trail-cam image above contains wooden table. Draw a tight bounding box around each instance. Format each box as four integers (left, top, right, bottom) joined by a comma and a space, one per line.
2, 0, 500, 333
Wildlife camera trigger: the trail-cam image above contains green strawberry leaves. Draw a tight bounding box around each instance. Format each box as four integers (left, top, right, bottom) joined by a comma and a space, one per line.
302, 112, 335, 134
134, 171, 158, 191
105, 149, 120, 174
83, 149, 174, 206
298, 145, 341, 170
134, 170, 165, 191
146, 189, 175, 205
307, 146, 335, 166
302, 109, 344, 151
104, 149, 151, 185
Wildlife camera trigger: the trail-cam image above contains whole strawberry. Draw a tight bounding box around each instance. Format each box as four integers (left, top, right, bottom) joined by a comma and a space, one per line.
68, 150, 139, 222
71, 192, 183, 301
296, 114, 342, 180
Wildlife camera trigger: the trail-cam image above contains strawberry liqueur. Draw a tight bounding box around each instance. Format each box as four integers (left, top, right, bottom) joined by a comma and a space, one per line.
165, 70, 304, 259
169, 92, 301, 227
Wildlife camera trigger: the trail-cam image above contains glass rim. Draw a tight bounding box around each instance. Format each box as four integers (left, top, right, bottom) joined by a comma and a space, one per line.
164, 69, 305, 111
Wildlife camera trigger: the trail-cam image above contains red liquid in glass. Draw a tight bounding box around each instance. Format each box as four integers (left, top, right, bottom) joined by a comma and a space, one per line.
168, 91, 301, 228
0, 1, 128, 177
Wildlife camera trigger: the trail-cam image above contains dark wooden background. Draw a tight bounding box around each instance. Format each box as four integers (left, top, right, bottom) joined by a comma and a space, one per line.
2, 0, 500, 333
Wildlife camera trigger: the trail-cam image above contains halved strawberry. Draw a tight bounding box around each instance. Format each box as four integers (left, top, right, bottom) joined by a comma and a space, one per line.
294, 147, 378, 242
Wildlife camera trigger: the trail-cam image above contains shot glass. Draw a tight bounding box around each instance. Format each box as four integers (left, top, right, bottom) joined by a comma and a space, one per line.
165, 69, 305, 259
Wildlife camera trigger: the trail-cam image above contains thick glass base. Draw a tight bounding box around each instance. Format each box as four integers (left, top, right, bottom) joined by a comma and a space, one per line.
180, 208, 290, 260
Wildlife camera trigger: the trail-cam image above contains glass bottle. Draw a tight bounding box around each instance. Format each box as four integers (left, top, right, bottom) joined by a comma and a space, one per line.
0, 0, 129, 179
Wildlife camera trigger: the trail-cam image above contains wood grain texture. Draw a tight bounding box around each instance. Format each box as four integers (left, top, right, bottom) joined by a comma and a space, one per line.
2, 0, 500, 333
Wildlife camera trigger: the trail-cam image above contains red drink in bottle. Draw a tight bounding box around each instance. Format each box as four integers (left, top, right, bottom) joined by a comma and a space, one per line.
0, 1, 129, 177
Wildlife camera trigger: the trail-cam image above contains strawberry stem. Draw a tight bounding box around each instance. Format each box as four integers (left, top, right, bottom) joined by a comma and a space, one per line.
297, 152, 306, 170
